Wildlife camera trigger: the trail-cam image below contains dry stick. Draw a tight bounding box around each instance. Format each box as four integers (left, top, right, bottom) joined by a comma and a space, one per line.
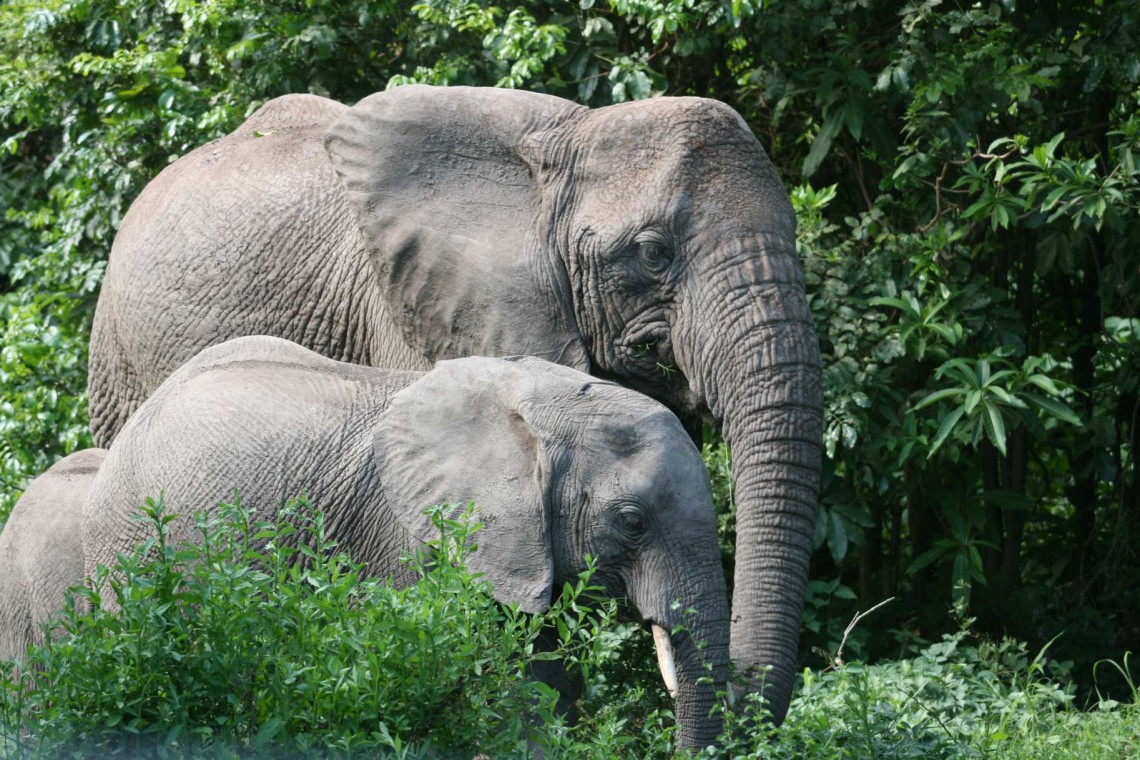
826, 596, 896, 672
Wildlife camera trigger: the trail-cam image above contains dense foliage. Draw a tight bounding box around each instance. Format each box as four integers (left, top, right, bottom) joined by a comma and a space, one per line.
3, 500, 1137, 758
1, 0, 1137, 725
0, 499, 653, 757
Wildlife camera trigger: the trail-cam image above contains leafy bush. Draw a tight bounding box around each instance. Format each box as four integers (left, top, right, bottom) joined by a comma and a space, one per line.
714, 632, 1138, 759
0, 497, 656, 758
3, 494, 1137, 759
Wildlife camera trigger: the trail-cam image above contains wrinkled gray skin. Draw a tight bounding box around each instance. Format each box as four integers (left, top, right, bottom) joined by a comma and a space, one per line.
88, 85, 823, 719
0, 449, 107, 662
83, 336, 729, 749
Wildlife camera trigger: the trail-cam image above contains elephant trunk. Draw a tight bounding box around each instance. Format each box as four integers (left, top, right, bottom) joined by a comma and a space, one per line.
679, 237, 824, 723
724, 401, 821, 722
649, 584, 730, 750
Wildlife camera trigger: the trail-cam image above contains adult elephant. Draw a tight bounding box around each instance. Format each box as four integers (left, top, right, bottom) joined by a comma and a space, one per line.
88, 85, 823, 721
83, 337, 729, 749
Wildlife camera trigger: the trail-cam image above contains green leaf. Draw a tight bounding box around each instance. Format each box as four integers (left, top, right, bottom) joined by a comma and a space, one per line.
253, 717, 286, 747
927, 322, 960, 345
913, 387, 967, 410
938, 358, 980, 387
952, 550, 971, 588
1023, 392, 1082, 425
827, 511, 848, 562
803, 112, 842, 178
1025, 373, 1062, 395
982, 400, 1007, 456
907, 543, 949, 574
869, 296, 920, 318
833, 584, 857, 600
986, 386, 1028, 408
832, 500, 875, 528
844, 98, 864, 140
962, 195, 993, 220
929, 406, 966, 457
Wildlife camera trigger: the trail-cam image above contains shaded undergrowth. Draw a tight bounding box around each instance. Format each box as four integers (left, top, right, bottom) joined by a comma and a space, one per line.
0, 497, 1136, 758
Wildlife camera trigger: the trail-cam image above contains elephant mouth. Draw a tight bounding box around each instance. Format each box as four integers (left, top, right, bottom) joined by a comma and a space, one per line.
617, 320, 672, 367
613, 325, 701, 415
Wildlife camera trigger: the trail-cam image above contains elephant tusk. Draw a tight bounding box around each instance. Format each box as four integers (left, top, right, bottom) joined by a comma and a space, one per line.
651, 623, 678, 699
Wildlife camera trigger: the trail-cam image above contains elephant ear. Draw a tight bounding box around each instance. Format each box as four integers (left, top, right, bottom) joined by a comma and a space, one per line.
325, 85, 589, 370
376, 355, 583, 613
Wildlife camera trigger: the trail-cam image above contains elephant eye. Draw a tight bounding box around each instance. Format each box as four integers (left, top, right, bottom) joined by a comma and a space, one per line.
636, 241, 674, 275
618, 507, 649, 537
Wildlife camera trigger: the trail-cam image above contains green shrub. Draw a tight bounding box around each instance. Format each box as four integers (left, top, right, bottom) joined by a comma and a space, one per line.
2, 494, 1136, 758
710, 631, 1138, 759
0, 496, 650, 758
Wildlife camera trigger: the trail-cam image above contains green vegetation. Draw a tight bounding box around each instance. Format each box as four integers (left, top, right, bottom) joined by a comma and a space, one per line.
3, 499, 1137, 758
1, 0, 1138, 754
0, 499, 649, 757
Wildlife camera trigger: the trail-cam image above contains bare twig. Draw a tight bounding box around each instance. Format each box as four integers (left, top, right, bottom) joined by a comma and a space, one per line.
918, 163, 950, 233
973, 147, 1019, 161
825, 596, 895, 672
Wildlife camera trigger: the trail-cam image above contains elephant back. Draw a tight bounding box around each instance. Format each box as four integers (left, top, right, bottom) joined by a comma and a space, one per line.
82, 337, 421, 587
87, 93, 427, 447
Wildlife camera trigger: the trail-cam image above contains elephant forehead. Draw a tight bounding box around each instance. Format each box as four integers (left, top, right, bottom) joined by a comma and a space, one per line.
579, 100, 757, 172
590, 96, 750, 144
579, 410, 707, 487
571, 106, 792, 234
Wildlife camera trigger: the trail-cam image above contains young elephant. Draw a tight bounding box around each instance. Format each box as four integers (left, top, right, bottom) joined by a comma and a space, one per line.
0, 448, 107, 662
82, 336, 729, 749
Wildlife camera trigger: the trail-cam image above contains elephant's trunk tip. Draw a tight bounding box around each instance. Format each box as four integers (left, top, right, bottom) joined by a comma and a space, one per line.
651, 623, 678, 698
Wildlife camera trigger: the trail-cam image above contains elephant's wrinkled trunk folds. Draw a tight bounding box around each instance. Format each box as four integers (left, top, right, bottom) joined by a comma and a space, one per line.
657, 591, 730, 750
681, 238, 824, 724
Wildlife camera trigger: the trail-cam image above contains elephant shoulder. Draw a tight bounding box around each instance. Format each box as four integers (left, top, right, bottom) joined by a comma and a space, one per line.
158, 94, 345, 180
236, 94, 348, 137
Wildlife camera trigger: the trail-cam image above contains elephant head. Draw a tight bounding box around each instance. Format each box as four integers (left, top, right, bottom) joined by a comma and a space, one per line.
326, 85, 823, 720
375, 356, 729, 749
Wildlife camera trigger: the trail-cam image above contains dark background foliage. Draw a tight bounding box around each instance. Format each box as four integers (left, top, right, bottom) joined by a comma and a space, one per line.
2, 0, 1137, 701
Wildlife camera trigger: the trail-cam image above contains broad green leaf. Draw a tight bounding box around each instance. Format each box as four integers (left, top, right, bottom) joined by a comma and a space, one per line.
984, 369, 1017, 387
1025, 373, 1062, 395
928, 322, 960, 345
907, 543, 949, 574
1023, 392, 1082, 425
832, 500, 876, 527
986, 386, 1028, 408
968, 545, 987, 584
982, 400, 1007, 456
913, 387, 966, 410
937, 358, 980, 387
803, 112, 842, 178
844, 98, 864, 140
869, 296, 920, 316
828, 511, 848, 562
929, 406, 966, 457
951, 555, 972, 610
